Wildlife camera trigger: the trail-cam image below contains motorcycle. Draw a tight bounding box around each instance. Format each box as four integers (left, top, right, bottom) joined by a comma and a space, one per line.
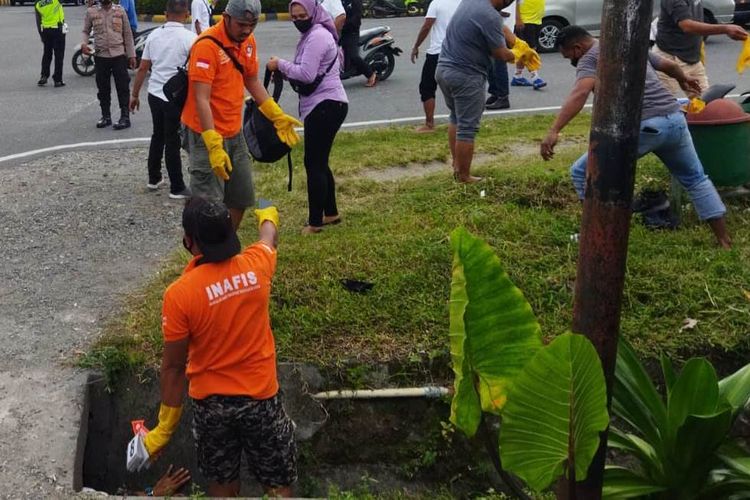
368, 0, 425, 17
71, 27, 156, 77
341, 25, 402, 82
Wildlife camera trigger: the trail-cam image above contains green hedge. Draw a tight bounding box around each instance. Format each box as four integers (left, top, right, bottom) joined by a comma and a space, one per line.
136, 0, 290, 16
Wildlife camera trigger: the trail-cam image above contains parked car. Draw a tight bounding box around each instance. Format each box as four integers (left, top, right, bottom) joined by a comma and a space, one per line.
735, 0, 750, 26
537, 0, 736, 52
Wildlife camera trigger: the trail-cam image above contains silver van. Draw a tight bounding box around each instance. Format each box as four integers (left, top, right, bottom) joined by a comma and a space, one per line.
537, 0, 736, 52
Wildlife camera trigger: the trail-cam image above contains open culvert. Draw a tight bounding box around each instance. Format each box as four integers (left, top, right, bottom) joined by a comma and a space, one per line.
80, 363, 498, 497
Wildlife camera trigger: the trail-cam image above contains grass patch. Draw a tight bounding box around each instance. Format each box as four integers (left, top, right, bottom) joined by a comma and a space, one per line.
80, 114, 750, 383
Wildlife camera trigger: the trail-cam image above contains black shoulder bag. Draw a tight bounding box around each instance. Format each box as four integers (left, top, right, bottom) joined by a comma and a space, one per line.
243, 69, 294, 191
288, 52, 337, 97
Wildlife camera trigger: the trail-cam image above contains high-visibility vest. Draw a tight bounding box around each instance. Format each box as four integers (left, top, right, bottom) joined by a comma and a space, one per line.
36, 0, 64, 29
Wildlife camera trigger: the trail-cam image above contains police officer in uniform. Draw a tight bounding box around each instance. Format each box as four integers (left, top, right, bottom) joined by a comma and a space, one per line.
82, 0, 136, 129
35, 0, 66, 87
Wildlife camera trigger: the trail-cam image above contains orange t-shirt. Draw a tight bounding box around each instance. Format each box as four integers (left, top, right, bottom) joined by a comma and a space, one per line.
161, 242, 279, 400
181, 19, 259, 138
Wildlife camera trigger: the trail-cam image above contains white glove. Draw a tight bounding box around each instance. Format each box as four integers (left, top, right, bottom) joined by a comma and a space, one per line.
126, 433, 151, 472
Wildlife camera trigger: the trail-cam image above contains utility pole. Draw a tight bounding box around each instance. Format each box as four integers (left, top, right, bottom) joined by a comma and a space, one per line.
569, 0, 654, 498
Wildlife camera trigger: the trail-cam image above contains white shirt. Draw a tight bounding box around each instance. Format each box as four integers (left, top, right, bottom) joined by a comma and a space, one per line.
190, 0, 211, 34
425, 0, 460, 55
502, 2, 516, 32
320, 0, 345, 21
141, 22, 197, 101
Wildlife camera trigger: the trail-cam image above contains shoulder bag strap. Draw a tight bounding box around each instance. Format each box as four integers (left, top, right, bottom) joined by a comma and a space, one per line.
202, 35, 244, 74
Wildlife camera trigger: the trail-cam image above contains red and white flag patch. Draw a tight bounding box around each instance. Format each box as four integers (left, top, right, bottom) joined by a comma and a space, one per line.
196, 58, 210, 69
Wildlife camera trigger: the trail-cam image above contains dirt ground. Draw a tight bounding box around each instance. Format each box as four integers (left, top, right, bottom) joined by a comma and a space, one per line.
0, 148, 184, 498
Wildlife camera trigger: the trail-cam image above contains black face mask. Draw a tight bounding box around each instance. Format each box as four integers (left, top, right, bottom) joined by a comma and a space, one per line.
293, 19, 313, 33
570, 57, 580, 68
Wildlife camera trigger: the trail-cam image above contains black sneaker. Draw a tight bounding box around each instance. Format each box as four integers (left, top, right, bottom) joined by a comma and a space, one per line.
112, 116, 131, 130
54, 81, 66, 88
485, 95, 498, 106
486, 95, 510, 110
96, 116, 112, 128
37, 77, 48, 86
632, 189, 669, 213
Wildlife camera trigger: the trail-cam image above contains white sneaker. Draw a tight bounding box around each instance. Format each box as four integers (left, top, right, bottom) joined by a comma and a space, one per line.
169, 188, 192, 200
146, 179, 165, 190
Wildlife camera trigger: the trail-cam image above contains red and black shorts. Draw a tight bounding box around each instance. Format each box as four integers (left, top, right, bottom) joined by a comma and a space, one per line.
192, 393, 297, 487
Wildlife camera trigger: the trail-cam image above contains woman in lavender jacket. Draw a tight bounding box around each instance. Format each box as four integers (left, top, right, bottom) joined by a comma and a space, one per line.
268, 0, 349, 234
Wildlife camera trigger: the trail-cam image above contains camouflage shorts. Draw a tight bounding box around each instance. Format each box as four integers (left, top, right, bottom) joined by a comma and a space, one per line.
192, 393, 297, 487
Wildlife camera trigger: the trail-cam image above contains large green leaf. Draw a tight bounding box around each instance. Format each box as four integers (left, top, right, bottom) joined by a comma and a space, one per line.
612, 340, 668, 447
499, 333, 609, 492
668, 408, 734, 495
667, 359, 720, 437
718, 443, 750, 476
660, 354, 677, 398
718, 363, 750, 416
608, 427, 662, 476
701, 447, 750, 500
448, 227, 543, 437
603, 466, 667, 499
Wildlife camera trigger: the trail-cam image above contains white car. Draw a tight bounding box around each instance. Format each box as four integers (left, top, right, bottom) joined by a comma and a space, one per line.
537, 0, 736, 52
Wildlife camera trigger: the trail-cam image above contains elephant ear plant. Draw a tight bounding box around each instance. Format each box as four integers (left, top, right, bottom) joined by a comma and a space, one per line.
448, 228, 750, 497
449, 228, 609, 496
604, 340, 750, 499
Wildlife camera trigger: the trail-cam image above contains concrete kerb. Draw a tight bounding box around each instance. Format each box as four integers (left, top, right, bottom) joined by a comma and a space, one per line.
137, 12, 291, 23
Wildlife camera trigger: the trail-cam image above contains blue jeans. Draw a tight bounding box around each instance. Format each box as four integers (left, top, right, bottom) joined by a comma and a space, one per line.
570, 112, 725, 221
487, 59, 509, 98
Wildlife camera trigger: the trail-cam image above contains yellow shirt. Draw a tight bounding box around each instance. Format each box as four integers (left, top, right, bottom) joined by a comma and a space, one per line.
36, 0, 64, 29
519, 0, 544, 25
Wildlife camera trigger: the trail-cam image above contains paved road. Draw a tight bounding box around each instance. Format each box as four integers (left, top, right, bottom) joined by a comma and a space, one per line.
1, 4, 749, 159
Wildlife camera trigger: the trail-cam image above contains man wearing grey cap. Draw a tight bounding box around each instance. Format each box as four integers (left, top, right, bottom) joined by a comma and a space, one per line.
181, 0, 301, 230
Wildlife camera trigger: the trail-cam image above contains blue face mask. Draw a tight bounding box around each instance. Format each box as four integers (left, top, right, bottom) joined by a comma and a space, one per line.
293, 19, 313, 33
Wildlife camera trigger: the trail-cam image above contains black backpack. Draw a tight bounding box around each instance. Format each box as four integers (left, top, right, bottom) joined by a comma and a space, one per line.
243, 69, 294, 191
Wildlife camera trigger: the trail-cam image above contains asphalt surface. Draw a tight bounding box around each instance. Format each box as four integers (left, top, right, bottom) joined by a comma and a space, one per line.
1, 4, 749, 160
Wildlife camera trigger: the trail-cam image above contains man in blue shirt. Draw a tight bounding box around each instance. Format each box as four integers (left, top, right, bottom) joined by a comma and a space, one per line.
119, 0, 138, 34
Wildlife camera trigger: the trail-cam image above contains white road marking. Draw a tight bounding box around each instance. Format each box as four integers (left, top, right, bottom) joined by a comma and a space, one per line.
0, 138, 150, 164
0, 95, 742, 164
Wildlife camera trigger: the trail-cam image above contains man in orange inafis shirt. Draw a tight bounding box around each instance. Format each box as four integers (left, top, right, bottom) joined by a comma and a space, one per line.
182, 0, 301, 230
141, 197, 296, 497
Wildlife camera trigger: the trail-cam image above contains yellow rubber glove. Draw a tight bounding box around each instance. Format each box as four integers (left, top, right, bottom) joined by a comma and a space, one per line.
737, 38, 750, 74
509, 38, 542, 72
687, 98, 706, 114
258, 98, 302, 147
524, 50, 542, 72
143, 404, 183, 456
254, 206, 280, 231
201, 129, 232, 181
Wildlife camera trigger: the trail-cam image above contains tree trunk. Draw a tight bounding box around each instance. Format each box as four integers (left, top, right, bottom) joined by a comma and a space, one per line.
566, 0, 655, 498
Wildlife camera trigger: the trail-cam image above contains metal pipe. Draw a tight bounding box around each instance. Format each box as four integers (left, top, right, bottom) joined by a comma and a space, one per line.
569, 0, 654, 498
312, 386, 451, 400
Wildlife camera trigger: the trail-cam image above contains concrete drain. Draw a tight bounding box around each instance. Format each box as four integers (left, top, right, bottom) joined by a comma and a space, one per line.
80, 364, 464, 496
